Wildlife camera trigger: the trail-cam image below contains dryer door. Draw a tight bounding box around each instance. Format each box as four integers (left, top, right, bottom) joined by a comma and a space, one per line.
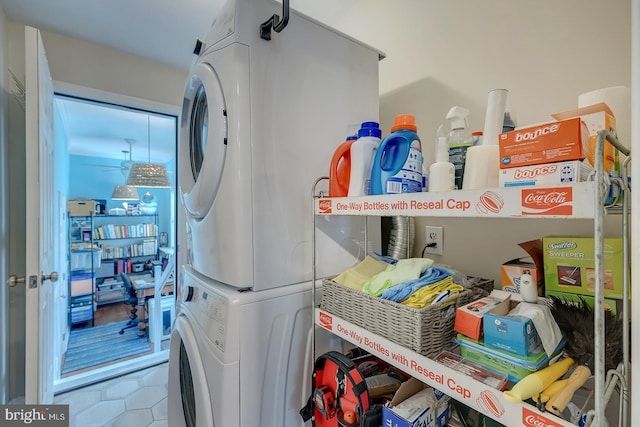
180, 62, 228, 220
168, 315, 215, 427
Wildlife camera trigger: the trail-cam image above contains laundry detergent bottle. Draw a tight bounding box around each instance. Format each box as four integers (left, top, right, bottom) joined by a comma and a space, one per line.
370, 114, 423, 195
329, 134, 358, 197
347, 122, 382, 197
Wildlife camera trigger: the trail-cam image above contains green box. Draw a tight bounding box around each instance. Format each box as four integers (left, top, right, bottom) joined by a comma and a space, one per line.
543, 236, 624, 300
456, 334, 550, 383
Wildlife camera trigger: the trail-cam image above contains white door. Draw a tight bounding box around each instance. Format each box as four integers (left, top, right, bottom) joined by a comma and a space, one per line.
24, 26, 57, 404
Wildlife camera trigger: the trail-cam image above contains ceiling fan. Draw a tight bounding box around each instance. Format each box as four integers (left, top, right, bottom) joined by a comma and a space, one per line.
82, 138, 137, 172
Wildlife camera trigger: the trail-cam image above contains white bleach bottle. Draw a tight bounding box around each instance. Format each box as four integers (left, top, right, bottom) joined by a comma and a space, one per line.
348, 122, 382, 197
428, 124, 455, 192
519, 269, 538, 303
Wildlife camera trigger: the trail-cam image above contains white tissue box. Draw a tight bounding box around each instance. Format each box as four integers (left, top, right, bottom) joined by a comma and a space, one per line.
483, 312, 541, 356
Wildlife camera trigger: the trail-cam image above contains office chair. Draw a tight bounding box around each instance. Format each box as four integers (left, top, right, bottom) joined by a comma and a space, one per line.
119, 273, 140, 335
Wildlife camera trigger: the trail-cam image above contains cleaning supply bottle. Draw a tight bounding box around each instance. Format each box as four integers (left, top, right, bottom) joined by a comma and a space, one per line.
428, 124, 455, 192
329, 133, 358, 197
519, 269, 538, 303
370, 114, 423, 195
347, 122, 382, 197
445, 106, 473, 190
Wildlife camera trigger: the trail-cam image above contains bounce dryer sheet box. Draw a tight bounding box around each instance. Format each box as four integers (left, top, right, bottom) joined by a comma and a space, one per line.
454, 295, 511, 341
498, 117, 589, 169
543, 236, 625, 300
382, 378, 450, 427
552, 102, 617, 173
498, 160, 594, 188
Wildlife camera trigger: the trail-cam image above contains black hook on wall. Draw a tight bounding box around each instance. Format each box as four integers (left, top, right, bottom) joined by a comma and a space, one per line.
260, 0, 290, 40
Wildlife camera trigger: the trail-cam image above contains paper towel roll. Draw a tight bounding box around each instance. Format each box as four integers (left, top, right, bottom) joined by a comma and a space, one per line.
481, 89, 508, 146
579, 86, 631, 149
462, 145, 500, 190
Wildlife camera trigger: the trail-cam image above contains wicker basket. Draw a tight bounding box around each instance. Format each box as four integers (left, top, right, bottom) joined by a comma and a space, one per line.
320, 277, 494, 359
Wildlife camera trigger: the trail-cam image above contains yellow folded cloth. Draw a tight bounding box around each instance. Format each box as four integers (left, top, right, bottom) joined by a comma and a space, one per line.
402, 278, 464, 308
362, 258, 433, 296
332, 256, 389, 290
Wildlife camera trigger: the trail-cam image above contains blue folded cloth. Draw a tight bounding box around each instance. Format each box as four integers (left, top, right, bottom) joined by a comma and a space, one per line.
380, 267, 453, 302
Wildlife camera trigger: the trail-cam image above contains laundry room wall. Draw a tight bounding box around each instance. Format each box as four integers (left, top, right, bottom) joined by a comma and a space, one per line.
325, 0, 631, 282
39, 30, 188, 107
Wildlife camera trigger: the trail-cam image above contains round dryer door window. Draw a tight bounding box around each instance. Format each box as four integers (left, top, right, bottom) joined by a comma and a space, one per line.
180, 62, 228, 219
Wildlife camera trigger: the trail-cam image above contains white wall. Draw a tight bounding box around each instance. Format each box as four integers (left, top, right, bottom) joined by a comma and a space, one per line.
40, 30, 188, 107
327, 0, 631, 282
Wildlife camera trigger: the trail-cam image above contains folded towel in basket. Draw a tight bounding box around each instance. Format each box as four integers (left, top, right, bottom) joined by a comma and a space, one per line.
332, 255, 389, 290
381, 267, 452, 303
362, 258, 433, 296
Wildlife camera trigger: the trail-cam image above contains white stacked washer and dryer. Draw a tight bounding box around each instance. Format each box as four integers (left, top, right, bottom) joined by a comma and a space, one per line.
168, 0, 383, 425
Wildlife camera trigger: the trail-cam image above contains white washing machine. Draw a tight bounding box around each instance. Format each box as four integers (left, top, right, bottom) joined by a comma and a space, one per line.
179, 0, 382, 290
168, 265, 341, 426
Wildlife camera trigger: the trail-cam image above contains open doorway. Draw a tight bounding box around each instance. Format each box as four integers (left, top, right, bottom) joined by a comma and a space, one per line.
53, 93, 178, 393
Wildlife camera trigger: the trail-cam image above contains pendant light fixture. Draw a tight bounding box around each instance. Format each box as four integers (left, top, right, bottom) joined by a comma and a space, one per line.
111, 148, 139, 200
126, 114, 171, 188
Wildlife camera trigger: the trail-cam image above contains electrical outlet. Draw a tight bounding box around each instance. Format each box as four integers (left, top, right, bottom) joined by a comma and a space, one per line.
424, 226, 443, 255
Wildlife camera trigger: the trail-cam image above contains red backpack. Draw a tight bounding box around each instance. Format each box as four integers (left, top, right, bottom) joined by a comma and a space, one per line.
300, 351, 380, 427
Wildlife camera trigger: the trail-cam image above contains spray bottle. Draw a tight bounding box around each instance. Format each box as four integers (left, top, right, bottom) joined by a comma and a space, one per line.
445, 106, 473, 189
428, 125, 455, 192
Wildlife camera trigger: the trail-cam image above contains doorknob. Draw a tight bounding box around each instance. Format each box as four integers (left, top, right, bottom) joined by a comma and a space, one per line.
7, 275, 25, 287
42, 272, 59, 283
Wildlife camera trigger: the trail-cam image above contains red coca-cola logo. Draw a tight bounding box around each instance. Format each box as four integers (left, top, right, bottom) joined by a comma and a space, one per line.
522, 408, 563, 427
319, 312, 333, 330
521, 187, 573, 216
318, 199, 332, 214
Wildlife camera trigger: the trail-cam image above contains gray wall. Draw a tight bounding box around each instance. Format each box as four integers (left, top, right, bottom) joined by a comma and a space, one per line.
329, 0, 631, 283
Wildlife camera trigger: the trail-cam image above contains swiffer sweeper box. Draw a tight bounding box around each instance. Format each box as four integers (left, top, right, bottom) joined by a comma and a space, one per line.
543, 236, 624, 300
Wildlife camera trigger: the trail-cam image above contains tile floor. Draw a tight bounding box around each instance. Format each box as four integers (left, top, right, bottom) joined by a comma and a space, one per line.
54, 362, 169, 427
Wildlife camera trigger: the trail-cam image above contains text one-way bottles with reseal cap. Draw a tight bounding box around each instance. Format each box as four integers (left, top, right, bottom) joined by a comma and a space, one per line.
347, 122, 382, 197
370, 114, 423, 195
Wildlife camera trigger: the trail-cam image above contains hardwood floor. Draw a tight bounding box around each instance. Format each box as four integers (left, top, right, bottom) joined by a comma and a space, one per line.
63, 301, 170, 378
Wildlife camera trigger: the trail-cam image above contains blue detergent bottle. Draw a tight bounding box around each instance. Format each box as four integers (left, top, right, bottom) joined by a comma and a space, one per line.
370, 114, 423, 194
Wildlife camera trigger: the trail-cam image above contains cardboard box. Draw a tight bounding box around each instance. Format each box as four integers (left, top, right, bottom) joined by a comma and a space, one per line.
483, 313, 541, 356
382, 378, 450, 427
543, 236, 624, 299
499, 160, 594, 188
67, 200, 97, 217
499, 117, 589, 169
552, 102, 617, 173
501, 240, 544, 297
454, 295, 510, 340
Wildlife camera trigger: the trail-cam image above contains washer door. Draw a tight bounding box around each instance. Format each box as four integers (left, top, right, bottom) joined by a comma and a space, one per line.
179, 61, 228, 220
168, 315, 215, 427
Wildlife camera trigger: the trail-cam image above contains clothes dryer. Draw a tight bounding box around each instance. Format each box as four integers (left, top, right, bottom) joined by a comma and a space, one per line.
179, 0, 382, 290
167, 265, 341, 426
